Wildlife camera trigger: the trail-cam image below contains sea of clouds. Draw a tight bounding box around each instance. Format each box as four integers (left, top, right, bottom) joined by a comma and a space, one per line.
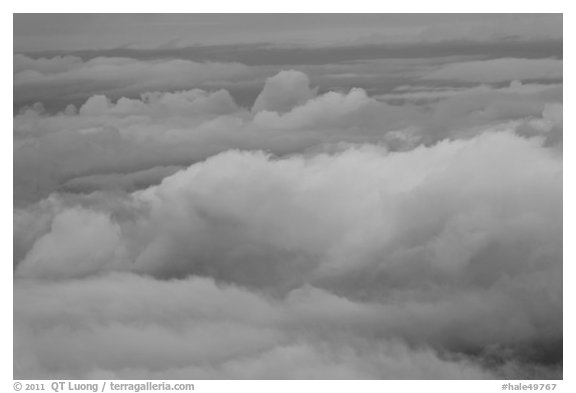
14, 63, 562, 379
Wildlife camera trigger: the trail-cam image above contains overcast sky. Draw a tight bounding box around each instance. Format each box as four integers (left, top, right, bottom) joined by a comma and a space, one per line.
14, 14, 562, 51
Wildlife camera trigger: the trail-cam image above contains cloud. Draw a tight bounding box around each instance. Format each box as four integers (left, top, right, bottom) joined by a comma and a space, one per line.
60, 166, 183, 194
14, 70, 562, 206
14, 130, 562, 378
254, 87, 378, 129
418, 15, 562, 44
14, 54, 82, 74
13, 14, 564, 381
14, 14, 562, 53
14, 55, 258, 107
14, 273, 494, 379
252, 70, 317, 113
410, 83, 562, 144
543, 103, 562, 127
423, 58, 562, 83
78, 89, 240, 118
349, 15, 562, 47
377, 82, 562, 102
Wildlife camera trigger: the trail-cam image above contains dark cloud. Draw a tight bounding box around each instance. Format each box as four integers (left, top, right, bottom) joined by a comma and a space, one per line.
14, 14, 562, 53
13, 54, 259, 110
19, 39, 563, 67
423, 58, 562, 83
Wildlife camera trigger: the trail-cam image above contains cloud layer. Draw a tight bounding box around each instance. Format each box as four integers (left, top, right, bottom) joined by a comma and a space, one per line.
14, 18, 563, 378
14, 54, 258, 108
14, 69, 561, 205
14, 129, 562, 379
423, 58, 562, 83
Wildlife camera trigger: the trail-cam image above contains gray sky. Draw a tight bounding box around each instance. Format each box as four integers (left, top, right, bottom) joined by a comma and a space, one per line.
14, 14, 562, 52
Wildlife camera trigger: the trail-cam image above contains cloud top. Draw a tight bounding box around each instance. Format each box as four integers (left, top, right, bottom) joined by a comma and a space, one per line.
14, 130, 562, 379
252, 70, 317, 113
13, 52, 562, 380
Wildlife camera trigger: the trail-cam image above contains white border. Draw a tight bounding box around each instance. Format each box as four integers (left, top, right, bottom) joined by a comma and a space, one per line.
3, 4, 571, 393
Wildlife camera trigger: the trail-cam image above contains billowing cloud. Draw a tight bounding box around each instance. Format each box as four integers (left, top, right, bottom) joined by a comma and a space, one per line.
14, 70, 562, 206
15, 273, 498, 379
14, 130, 562, 378
13, 16, 563, 376
252, 70, 317, 113
254, 87, 380, 129
78, 89, 241, 119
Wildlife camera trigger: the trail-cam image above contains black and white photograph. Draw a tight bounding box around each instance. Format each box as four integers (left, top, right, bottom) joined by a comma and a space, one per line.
12, 12, 564, 381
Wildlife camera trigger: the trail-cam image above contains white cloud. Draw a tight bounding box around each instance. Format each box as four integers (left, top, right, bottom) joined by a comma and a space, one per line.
14, 273, 494, 379
252, 70, 317, 114
254, 88, 374, 129
14, 130, 562, 378
14, 70, 562, 206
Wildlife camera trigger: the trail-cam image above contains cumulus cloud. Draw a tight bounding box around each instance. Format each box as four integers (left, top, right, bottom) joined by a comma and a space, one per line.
254, 87, 378, 129
16, 272, 505, 380
78, 89, 240, 117
14, 130, 562, 378
252, 70, 317, 113
13, 70, 562, 206
13, 13, 564, 381
15, 273, 499, 379
13, 54, 563, 379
